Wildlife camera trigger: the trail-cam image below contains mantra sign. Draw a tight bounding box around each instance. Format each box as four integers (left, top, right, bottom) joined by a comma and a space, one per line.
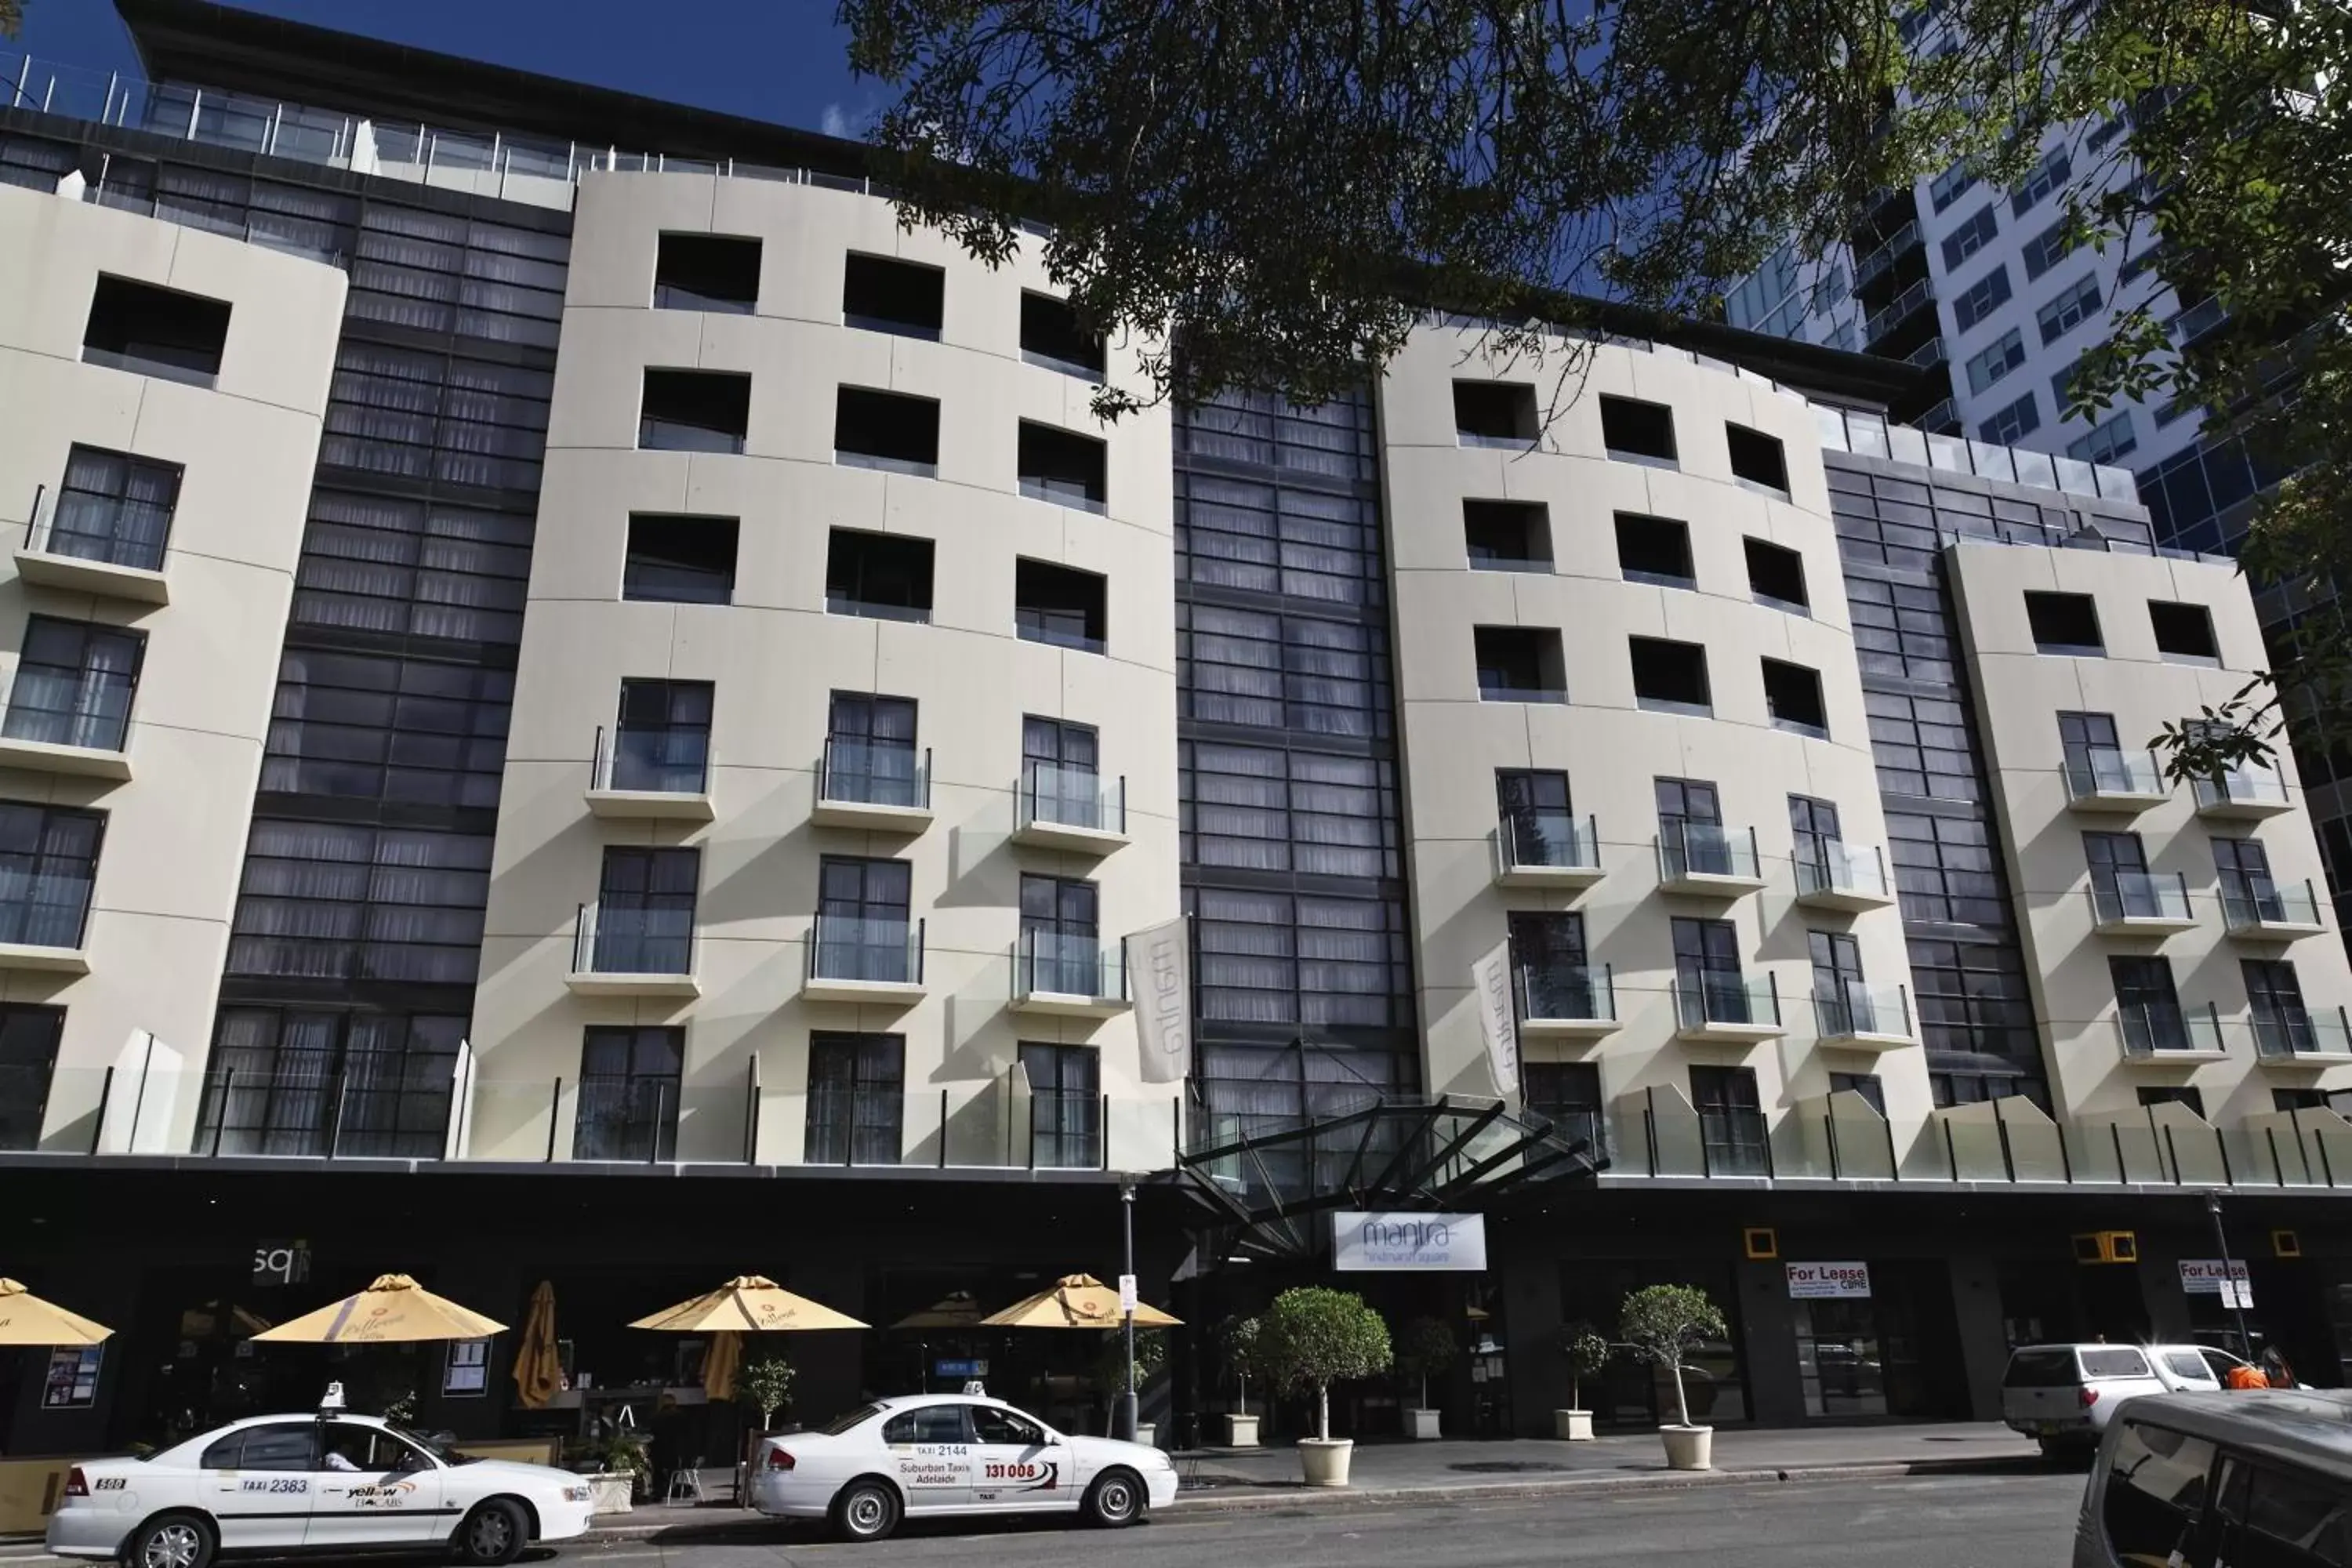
1332, 1212, 1488, 1272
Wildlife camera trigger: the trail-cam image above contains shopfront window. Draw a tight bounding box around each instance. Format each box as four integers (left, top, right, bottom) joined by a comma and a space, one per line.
1794, 1298, 1888, 1417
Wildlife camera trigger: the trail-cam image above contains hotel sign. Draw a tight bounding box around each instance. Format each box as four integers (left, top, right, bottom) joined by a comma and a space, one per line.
1333, 1212, 1488, 1272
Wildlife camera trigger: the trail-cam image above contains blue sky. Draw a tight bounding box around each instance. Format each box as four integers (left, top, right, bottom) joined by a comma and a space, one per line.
14, 1, 876, 139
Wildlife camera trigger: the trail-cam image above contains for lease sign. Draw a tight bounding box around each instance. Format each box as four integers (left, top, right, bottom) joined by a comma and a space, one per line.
1785, 1261, 1872, 1299
2177, 1258, 2252, 1293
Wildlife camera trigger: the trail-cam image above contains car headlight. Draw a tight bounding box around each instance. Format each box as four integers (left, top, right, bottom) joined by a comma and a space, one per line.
562, 1486, 593, 1504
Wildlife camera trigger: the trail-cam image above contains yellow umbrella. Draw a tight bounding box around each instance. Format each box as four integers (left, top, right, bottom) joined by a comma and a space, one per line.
0, 1279, 111, 1345
980, 1274, 1180, 1329
702, 1330, 742, 1400
253, 1274, 506, 1344
891, 1291, 985, 1330
629, 1276, 866, 1334
512, 1281, 561, 1410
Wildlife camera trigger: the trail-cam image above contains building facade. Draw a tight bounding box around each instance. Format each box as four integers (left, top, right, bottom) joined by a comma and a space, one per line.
3, 2, 2352, 1476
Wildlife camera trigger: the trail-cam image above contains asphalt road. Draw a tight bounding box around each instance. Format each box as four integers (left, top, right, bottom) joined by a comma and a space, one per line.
555, 1472, 2089, 1568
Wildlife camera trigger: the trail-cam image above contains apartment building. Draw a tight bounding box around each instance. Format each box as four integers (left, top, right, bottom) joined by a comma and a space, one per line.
1, 1, 2350, 1461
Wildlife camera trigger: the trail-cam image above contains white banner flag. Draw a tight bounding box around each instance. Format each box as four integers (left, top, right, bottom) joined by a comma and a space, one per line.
1471, 942, 1519, 1097
1128, 916, 1192, 1083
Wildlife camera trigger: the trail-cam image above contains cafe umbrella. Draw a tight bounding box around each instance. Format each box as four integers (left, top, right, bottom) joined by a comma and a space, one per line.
252, 1274, 506, 1343
0, 1279, 111, 1345
980, 1274, 1179, 1330
628, 1276, 867, 1334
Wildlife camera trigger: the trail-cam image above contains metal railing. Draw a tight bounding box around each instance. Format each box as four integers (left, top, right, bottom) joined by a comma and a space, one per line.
807, 913, 924, 985
1813, 982, 1913, 1040
590, 724, 710, 796
1019, 761, 1126, 834
0, 662, 132, 753
1015, 929, 1127, 1001
1671, 971, 1781, 1030
1514, 960, 1615, 1024
819, 739, 931, 810
1498, 810, 1601, 875
0, 869, 95, 950
1794, 840, 1889, 901
2117, 1000, 2223, 1058
2251, 1006, 2352, 1060
2222, 876, 2325, 931
2064, 747, 2168, 800
2194, 765, 2290, 812
21, 481, 170, 572
2090, 870, 2194, 926
1853, 222, 1922, 289
572, 901, 696, 977
1655, 821, 1761, 883
1864, 276, 1936, 344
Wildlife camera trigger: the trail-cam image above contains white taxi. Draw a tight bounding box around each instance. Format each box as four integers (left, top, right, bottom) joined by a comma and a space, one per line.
45, 1411, 597, 1568
750, 1394, 1178, 1541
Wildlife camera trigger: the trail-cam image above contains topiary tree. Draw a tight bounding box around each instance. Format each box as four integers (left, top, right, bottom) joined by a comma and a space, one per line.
1091, 1327, 1168, 1399
1618, 1285, 1726, 1428
1393, 1316, 1458, 1410
1255, 1287, 1392, 1442
1218, 1315, 1262, 1413
738, 1354, 796, 1430
1558, 1323, 1611, 1410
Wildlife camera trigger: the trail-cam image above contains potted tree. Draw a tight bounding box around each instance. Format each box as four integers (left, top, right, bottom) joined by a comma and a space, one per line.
1220, 1316, 1263, 1446
1554, 1323, 1610, 1441
1394, 1317, 1457, 1440
1255, 1287, 1392, 1486
739, 1354, 797, 1434
1091, 1329, 1168, 1444
1618, 1284, 1726, 1470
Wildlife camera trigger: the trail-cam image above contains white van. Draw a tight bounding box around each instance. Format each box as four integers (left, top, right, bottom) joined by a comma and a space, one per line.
2072, 1390, 2352, 1567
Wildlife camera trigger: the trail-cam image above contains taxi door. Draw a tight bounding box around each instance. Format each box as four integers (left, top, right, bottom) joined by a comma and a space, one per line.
878, 1403, 974, 1512
966, 1404, 1073, 1512
306, 1423, 448, 1548
201, 1421, 321, 1552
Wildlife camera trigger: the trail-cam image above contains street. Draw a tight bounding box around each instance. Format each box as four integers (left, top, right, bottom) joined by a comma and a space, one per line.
557, 1472, 2088, 1567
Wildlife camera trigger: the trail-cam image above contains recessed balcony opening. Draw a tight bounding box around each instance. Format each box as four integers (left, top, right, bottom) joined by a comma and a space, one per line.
1021, 291, 1106, 376
1761, 658, 1828, 737
843, 252, 945, 339
83, 275, 230, 387
1018, 421, 1108, 512
835, 386, 940, 476
826, 528, 935, 622
2150, 600, 2219, 663
1454, 382, 1538, 445
1744, 538, 1809, 612
1015, 559, 1107, 653
1475, 626, 1566, 704
639, 369, 750, 454
1464, 500, 1552, 572
2026, 590, 2104, 655
1630, 637, 1711, 716
654, 233, 761, 313
1599, 394, 1677, 463
1726, 423, 1790, 492
622, 514, 738, 605
1615, 512, 1694, 589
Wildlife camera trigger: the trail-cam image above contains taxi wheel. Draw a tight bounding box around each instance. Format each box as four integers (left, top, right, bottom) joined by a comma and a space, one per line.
452, 1499, 529, 1566
124, 1512, 214, 1568
830, 1478, 902, 1543
1082, 1468, 1145, 1528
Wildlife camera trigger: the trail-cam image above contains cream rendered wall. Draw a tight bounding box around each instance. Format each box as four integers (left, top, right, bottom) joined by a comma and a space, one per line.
1947, 542, 2352, 1123
0, 183, 343, 1147
1380, 322, 1924, 1128
471, 171, 1182, 1165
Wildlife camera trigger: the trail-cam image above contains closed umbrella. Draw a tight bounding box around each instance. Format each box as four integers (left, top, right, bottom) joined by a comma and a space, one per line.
629, 1276, 866, 1334
981, 1274, 1180, 1329
0, 1279, 111, 1345
253, 1274, 505, 1344
702, 1330, 742, 1400
512, 1281, 561, 1410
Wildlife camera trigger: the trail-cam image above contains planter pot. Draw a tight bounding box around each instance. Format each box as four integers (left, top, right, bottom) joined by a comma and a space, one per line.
1404, 1407, 1441, 1440
1660, 1425, 1713, 1471
1225, 1414, 1260, 1447
1134, 1422, 1157, 1449
1554, 1409, 1594, 1442
586, 1472, 635, 1515
1297, 1437, 1353, 1487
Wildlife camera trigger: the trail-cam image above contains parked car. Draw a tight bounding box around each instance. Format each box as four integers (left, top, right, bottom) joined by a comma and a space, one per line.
2147, 1345, 2227, 1394
750, 1393, 1178, 1541
2073, 1389, 2352, 1567
2002, 1343, 2172, 1457
44, 1411, 596, 1568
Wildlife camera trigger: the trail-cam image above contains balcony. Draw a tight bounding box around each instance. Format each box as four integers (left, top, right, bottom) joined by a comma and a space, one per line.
2089, 872, 2198, 935
2116, 1002, 2228, 1062
14, 481, 171, 604
1793, 841, 1895, 911
2251, 1006, 2352, 1062
0, 877, 94, 975
1011, 763, 1128, 854
1672, 972, 1786, 1043
1515, 960, 1617, 1040
1653, 822, 1766, 897
811, 740, 933, 832
1813, 982, 1917, 1050
583, 724, 713, 822
2063, 748, 2171, 812
1853, 221, 1922, 290
1863, 276, 1936, 348
2193, 765, 2294, 819
0, 669, 133, 782
1494, 810, 1603, 890
2222, 877, 2328, 939
564, 902, 699, 998
802, 913, 926, 1004
1009, 931, 1130, 1018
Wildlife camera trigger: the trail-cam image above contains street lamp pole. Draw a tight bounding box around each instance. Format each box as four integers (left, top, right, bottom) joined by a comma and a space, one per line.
2205, 1191, 2253, 1359
1116, 1181, 1138, 1442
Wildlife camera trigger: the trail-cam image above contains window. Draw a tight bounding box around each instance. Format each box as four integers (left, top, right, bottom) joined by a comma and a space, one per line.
827, 693, 921, 808
1689, 1062, 1766, 1175
1191, 886, 1412, 1029
2244, 957, 2310, 1057
261, 651, 510, 810
1497, 769, 1574, 868
1744, 539, 1808, 612
1630, 637, 1711, 715
293, 489, 533, 644
2020, 218, 2076, 281
1509, 910, 1595, 1021
48, 445, 178, 570
815, 857, 915, 982
321, 1424, 431, 1475
609, 679, 712, 794
1180, 603, 1392, 739
2150, 601, 2218, 662
1828, 1071, 1886, 1117
2100, 1421, 2216, 1568
1453, 382, 1537, 445
970, 1403, 1050, 1448
1725, 424, 1788, 492
2276, 1088, 2352, 1115
2067, 411, 2137, 466
198, 1009, 460, 1159
82, 274, 229, 386
321, 341, 554, 492
1181, 741, 1396, 879
0, 803, 101, 950
806, 1032, 905, 1164
1762, 659, 1828, 736
1021, 873, 1101, 995
575, 1025, 684, 1161
1600, 395, 1678, 463
1965, 328, 2027, 394
1615, 513, 1694, 588
2010, 147, 2072, 217
1789, 794, 1842, 884
653, 232, 760, 313
1014, 559, 1108, 652
1657, 777, 1731, 878
1474, 626, 1566, 703
204, 1423, 318, 1473
879, 1403, 967, 1444
1523, 1061, 1601, 1145
622, 514, 737, 604
1927, 160, 1976, 213
1940, 206, 1998, 271
2, 616, 142, 752
2038, 274, 2103, 345
1023, 717, 1102, 830
1177, 470, 1381, 604
1021, 292, 1105, 376
835, 386, 939, 475
227, 820, 486, 982
1978, 392, 2040, 445
2217, 1455, 2352, 1568
1464, 500, 1552, 571
2111, 955, 2187, 1054
343, 205, 568, 350
0, 1004, 63, 1152
1810, 928, 1870, 1028
841, 252, 942, 338
1018, 421, 1108, 512
1021, 1041, 1101, 1169
1951, 267, 2013, 332
2025, 592, 2103, 655
590, 847, 698, 975
826, 528, 934, 622
638, 368, 749, 454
